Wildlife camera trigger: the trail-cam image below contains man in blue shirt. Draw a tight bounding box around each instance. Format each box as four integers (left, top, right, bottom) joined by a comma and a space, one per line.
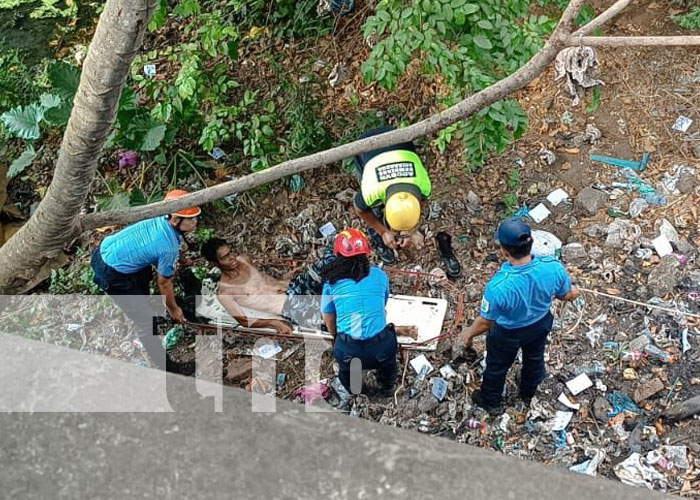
91, 189, 200, 374
460, 218, 579, 414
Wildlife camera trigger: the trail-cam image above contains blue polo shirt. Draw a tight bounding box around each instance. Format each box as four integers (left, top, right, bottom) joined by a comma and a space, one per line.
480, 256, 571, 329
100, 216, 181, 278
321, 266, 390, 340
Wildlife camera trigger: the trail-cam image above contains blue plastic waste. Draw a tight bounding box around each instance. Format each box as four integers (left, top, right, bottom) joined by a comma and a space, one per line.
607, 390, 641, 417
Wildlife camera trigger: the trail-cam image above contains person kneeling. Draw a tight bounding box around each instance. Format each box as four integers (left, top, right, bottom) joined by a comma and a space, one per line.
321, 229, 399, 404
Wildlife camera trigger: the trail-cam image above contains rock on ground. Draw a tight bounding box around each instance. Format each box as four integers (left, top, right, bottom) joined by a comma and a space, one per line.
561, 243, 587, 265
575, 187, 609, 216
633, 377, 665, 403
647, 256, 680, 297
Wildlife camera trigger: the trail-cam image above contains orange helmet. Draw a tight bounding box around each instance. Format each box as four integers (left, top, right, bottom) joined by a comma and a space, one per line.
333, 228, 371, 257
164, 189, 201, 217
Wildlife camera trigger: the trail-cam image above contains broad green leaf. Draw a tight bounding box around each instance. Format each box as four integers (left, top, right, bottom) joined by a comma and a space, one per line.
473, 34, 493, 50
47, 62, 80, 102
95, 190, 130, 212
8, 145, 36, 179
39, 93, 61, 109
477, 20, 493, 29
139, 122, 166, 151
44, 102, 72, 126
148, 0, 167, 32
462, 3, 479, 14
0, 104, 44, 140
129, 187, 147, 206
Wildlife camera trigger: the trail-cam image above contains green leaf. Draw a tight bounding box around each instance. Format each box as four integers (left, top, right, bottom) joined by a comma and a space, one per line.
129, 187, 147, 206
95, 190, 130, 212
140, 122, 166, 151
148, 0, 167, 32
0, 104, 44, 140
473, 34, 493, 50
44, 102, 72, 126
477, 20, 493, 29
40, 93, 61, 109
8, 145, 36, 179
46, 62, 80, 102
462, 3, 479, 14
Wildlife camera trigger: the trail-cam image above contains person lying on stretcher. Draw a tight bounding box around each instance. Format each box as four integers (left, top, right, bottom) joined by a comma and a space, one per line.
200, 238, 337, 335
200, 237, 417, 339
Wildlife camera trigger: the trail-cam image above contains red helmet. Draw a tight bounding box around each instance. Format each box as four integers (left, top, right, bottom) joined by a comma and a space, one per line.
164, 189, 201, 217
333, 228, 371, 257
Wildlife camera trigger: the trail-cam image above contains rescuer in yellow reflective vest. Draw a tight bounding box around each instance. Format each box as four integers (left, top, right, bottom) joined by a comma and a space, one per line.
351, 126, 461, 278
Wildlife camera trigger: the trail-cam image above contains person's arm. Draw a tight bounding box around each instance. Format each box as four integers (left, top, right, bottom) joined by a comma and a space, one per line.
460, 315, 494, 348
353, 198, 397, 249
217, 290, 292, 335
157, 274, 185, 323
556, 284, 580, 302
322, 312, 337, 338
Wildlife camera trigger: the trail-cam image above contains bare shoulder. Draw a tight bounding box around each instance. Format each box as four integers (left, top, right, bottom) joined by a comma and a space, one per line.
238, 254, 254, 265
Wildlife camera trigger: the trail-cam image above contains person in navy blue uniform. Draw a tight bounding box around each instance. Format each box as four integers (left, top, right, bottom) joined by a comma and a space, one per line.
460, 218, 579, 414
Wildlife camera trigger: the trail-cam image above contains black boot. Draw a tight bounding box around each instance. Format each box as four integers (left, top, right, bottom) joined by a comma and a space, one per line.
166, 355, 196, 376
471, 390, 502, 416
368, 228, 397, 265
436, 232, 461, 279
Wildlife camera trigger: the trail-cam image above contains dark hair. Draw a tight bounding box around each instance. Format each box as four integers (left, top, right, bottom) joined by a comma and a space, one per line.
501, 237, 533, 259
201, 238, 228, 264
321, 255, 370, 285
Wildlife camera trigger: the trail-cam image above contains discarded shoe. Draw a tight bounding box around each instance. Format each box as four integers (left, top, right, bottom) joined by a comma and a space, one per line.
471, 390, 502, 416
436, 231, 461, 279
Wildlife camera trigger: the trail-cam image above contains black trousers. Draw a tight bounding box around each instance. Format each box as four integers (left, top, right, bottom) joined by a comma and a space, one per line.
480, 312, 553, 407
91, 248, 167, 370
333, 325, 398, 393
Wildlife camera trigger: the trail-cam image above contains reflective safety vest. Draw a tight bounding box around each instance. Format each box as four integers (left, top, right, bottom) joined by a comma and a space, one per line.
360, 150, 431, 207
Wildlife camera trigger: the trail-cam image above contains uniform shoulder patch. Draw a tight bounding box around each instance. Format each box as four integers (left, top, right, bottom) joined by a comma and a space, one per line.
480, 296, 490, 314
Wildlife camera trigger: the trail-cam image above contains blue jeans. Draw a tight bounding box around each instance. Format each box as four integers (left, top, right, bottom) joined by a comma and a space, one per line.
333, 325, 398, 393
480, 312, 553, 407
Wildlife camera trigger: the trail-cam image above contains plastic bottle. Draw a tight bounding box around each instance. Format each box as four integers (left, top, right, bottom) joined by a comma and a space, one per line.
622, 350, 643, 362
573, 360, 607, 377
644, 344, 674, 363
641, 192, 667, 205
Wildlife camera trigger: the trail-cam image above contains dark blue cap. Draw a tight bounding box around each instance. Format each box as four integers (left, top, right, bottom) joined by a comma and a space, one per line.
495, 218, 532, 247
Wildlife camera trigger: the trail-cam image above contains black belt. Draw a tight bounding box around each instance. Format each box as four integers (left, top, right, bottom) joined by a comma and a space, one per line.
336, 324, 395, 345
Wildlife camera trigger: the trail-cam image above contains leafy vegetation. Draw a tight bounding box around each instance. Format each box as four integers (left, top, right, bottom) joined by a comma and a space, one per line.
0, 0, 76, 19
674, 7, 700, 30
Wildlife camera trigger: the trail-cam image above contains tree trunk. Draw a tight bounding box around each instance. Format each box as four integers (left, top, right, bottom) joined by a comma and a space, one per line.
0, 0, 156, 293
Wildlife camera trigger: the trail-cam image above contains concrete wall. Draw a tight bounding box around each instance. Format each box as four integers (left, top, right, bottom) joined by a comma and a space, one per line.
0, 333, 664, 499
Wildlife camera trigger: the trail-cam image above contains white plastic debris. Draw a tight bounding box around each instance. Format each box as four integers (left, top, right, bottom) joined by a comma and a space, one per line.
531, 230, 562, 258
614, 453, 668, 490
549, 410, 573, 431
672, 115, 693, 133
328, 62, 349, 88
681, 328, 691, 354
439, 364, 458, 379
254, 342, 282, 359
143, 64, 156, 77
410, 354, 434, 375
566, 373, 593, 396
557, 392, 581, 411
496, 413, 511, 434
554, 46, 604, 106
430, 377, 447, 401
569, 448, 606, 477
651, 235, 673, 257
319, 222, 337, 237
546, 188, 569, 207
208, 147, 226, 160
529, 203, 551, 223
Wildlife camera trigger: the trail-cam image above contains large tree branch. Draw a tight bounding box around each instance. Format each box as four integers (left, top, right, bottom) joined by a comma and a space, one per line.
80, 0, 585, 230
567, 36, 700, 46
571, 0, 632, 38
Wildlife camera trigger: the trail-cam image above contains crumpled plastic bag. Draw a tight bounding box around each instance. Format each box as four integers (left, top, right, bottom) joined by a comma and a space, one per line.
570, 447, 607, 476
614, 452, 668, 490
554, 46, 605, 106
293, 380, 330, 404
607, 390, 641, 417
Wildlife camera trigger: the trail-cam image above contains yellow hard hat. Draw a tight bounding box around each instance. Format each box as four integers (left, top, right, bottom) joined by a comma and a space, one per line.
385, 191, 421, 231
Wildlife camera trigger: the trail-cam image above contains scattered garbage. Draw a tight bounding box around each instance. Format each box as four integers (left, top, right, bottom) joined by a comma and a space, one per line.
566, 373, 593, 395
672, 116, 693, 133
410, 354, 434, 375
530, 230, 562, 258
163, 325, 184, 350
546, 188, 569, 207
328, 62, 349, 88
614, 452, 668, 489
607, 391, 641, 417
295, 380, 331, 405
318, 222, 336, 237
208, 147, 226, 160
554, 46, 604, 106
143, 64, 156, 77
528, 203, 551, 223
117, 150, 139, 169
569, 448, 606, 477
591, 152, 650, 171
430, 377, 448, 401
538, 148, 556, 166
652, 234, 674, 257
254, 342, 282, 359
